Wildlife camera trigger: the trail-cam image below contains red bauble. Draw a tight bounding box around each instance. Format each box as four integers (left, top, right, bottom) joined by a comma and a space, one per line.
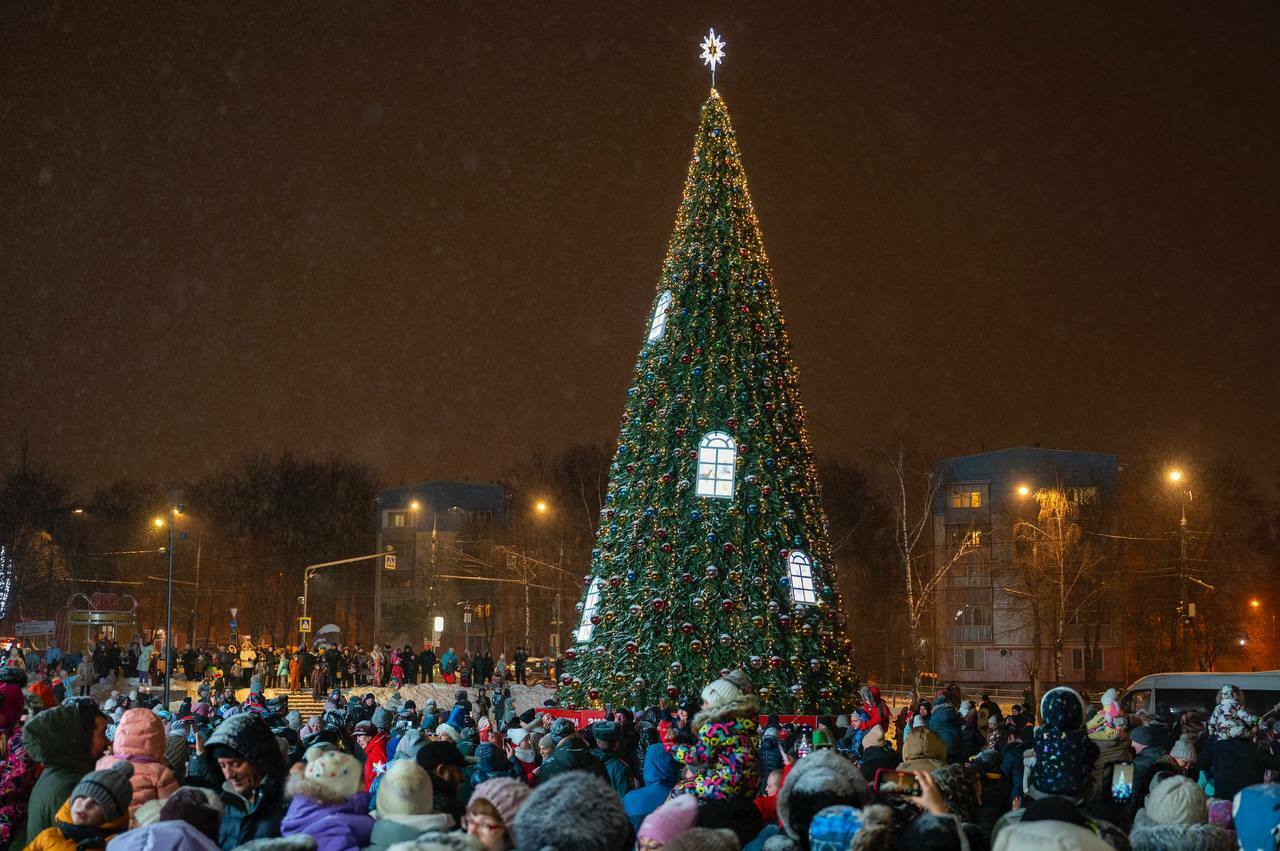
609, 576, 621, 587
681, 573, 694, 585
675, 427, 686, 438
762, 485, 773, 496
779, 615, 792, 629
590, 615, 601, 626
754, 323, 764, 333
661, 543, 673, 553
625, 641, 638, 654
769, 655, 784, 669
645, 397, 657, 407
722, 543, 735, 555
626, 463, 635, 473
651, 598, 667, 612
820, 688, 833, 700
588, 688, 600, 700
666, 685, 680, 699
661, 473, 672, 484
680, 622, 695, 634
680, 354, 691, 364
727, 417, 738, 429
564, 649, 577, 661
656, 529, 667, 539
721, 599, 735, 612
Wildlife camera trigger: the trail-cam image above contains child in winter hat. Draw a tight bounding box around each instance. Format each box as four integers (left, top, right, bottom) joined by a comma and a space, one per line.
1207, 684, 1258, 739
1130, 775, 1233, 851
465, 778, 530, 851
95, 707, 182, 815
281, 750, 374, 851
27, 763, 134, 851
368, 761, 454, 851
1028, 686, 1099, 800
1086, 688, 1125, 741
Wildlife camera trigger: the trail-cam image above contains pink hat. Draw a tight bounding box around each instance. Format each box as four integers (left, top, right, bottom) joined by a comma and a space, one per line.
470, 778, 531, 829
638, 794, 699, 843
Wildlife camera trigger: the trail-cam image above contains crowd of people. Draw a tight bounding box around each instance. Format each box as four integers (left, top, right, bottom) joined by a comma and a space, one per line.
5, 639, 556, 696
3, 646, 1280, 851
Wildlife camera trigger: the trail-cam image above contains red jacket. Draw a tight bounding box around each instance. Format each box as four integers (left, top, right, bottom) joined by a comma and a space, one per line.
361, 732, 390, 791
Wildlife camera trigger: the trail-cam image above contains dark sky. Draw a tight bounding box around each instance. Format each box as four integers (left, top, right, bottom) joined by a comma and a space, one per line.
2, 2, 1277, 491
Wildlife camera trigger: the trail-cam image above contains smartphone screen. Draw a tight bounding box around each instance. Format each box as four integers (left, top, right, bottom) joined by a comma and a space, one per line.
874, 768, 921, 796
1111, 762, 1134, 802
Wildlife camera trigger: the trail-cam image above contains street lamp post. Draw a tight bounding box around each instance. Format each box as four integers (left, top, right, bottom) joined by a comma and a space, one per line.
1168, 469, 1192, 670
156, 498, 184, 709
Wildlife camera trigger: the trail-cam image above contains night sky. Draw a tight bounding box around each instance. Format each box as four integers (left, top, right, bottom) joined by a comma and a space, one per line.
3, 2, 1276, 490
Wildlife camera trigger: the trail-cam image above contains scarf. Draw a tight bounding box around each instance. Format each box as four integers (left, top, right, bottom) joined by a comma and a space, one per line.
57, 820, 116, 850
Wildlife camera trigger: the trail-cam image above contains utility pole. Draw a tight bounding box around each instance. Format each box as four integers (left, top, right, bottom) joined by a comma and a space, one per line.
1179, 497, 1190, 671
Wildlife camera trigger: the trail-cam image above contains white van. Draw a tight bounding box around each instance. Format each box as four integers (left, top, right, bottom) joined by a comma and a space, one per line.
1119, 671, 1280, 722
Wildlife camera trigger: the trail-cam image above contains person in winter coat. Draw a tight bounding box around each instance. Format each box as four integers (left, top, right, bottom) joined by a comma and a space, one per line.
857, 725, 898, 782
0, 669, 38, 851
463, 777, 528, 851
352, 721, 390, 793
959, 701, 984, 759
417, 648, 436, 685
93, 708, 181, 815
24, 763, 133, 851
1199, 715, 1280, 802
749, 749, 890, 851
413, 742, 469, 825
25, 702, 109, 842
623, 742, 678, 830
280, 751, 372, 851
74, 657, 95, 697
466, 744, 512, 790
1129, 774, 1233, 851
364, 760, 453, 851
928, 693, 964, 764
534, 719, 606, 786
898, 725, 947, 773
201, 712, 288, 850
660, 676, 760, 801
589, 722, 633, 800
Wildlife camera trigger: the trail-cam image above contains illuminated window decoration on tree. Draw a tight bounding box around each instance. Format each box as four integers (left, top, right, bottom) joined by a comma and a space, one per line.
577, 578, 603, 642
0, 546, 11, 621
561, 79, 856, 712
696, 431, 737, 499
787, 551, 817, 605
648, 290, 672, 342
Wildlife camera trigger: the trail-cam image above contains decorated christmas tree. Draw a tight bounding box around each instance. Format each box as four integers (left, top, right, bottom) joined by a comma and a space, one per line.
560, 79, 856, 712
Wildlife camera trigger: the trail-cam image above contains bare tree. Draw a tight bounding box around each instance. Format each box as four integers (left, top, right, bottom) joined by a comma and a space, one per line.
883, 445, 978, 698
1012, 488, 1106, 682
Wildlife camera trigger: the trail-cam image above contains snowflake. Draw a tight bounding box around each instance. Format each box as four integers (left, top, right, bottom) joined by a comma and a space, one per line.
700, 29, 726, 71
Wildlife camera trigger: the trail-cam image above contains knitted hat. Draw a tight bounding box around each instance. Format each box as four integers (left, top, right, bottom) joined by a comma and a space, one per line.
73, 762, 135, 822
289, 750, 362, 802
285, 710, 302, 731
722, 668, 754, 695
638, 794, 700, 843
354, 720, 378, 736
1131, 722, 1172, 749
159, 786, 224, 841
377, 759, 435, 818
164, 731, 190, 775
776, 750, 871, 843
470, 778, 531, 829
303, 742, 337, 763
1233, 783, 1280, 851
548, 717, 576, 743
663, 828, 739, 851
372, 707, 395, 732
434, 722, 460, 742
701, 677, 745, 709
1169, 735, 1197, 763
1146, 775, 1207, 825
514, 772, 631, 851
416, 741, 465, 773
931, 764, 980, 823
592, 721, 621, 743
807, 805, 863, 851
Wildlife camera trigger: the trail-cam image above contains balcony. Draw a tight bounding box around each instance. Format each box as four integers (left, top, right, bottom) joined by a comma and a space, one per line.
945, 572, 991, 588
1064, 623, 1117, 643
946, 624, 993, 643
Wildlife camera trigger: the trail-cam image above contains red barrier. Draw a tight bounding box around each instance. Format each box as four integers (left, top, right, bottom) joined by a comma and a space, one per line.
540, 707, 818, 727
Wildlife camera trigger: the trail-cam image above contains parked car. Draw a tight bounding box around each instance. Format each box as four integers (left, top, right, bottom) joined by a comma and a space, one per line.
1119, 670, 1280, 722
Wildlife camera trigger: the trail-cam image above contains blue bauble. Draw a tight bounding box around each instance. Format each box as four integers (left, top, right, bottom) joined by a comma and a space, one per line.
765, 458, 775, 469
645, 507, 657, 517
779, 576, 791, 587
793, 535, 803, 546
747, 504, 758, 515
626, 571, 637, 582
706, 532, 718, 543
591, 548, 600, 558
691, 510, 702, 521
693, 366, 703, 377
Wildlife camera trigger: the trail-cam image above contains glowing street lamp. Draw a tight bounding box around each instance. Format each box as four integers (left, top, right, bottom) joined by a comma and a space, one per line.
534, 500, 549, 514
153, 516, 166, 529
1016, 484, 1030, 497
1250, 599, 1262, 609
1168, 469, 1184, 483
408, 499, 421, 512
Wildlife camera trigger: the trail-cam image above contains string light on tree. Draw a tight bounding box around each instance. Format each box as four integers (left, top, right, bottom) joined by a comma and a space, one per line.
562, 37, 856, 712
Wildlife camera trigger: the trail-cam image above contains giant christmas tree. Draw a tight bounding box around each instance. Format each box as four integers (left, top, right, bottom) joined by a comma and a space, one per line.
560, 88, 856, 712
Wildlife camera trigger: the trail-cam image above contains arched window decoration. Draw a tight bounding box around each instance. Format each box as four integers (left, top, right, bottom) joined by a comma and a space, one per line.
576, 578, 604, 642
647, 290, 672, 342
695, 431, 736, 499
788, 550, 818, 605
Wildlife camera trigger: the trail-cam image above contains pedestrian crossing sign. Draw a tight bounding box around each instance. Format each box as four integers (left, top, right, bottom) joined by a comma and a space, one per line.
385, 553, 397, 570
299, 617, 312, 633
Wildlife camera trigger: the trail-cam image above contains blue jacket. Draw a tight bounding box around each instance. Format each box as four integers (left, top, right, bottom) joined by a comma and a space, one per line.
440, 651, 458, 674
623, 743, 677, 829
928, 697, 963, 763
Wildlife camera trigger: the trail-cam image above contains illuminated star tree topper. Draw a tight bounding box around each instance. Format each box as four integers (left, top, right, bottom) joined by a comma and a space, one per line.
700, 28, 725, 87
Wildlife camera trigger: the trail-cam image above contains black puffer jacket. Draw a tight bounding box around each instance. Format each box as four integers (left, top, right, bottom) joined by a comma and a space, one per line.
1200, 736, 1280, 802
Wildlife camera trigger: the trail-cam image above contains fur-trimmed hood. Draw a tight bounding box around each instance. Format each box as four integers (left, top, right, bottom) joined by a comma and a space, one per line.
692, 692, 761, 730
1129, 821, 1234, 851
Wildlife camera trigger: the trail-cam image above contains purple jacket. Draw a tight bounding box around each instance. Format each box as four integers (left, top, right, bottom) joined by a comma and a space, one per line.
280, 792, 373, 851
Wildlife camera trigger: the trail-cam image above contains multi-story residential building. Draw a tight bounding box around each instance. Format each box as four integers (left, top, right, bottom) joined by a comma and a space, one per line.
931, 447, 1123, 689
375, 480, 506, 650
